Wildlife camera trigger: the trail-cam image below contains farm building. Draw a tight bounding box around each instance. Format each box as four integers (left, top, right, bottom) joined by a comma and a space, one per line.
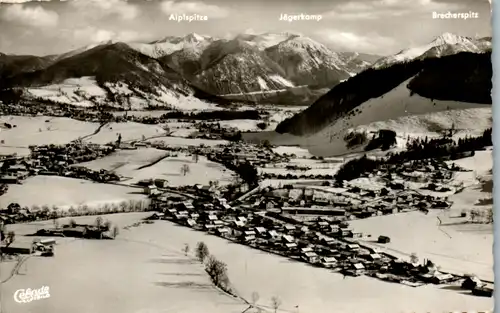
378, 236, 391, 243
321, 257, 338, 268
144, 185, 158, 196
1, 242, 34, 254
461, 276, 483, 290
302, 251, 319, 263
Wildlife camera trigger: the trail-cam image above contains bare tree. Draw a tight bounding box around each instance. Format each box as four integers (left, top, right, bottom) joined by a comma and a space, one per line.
134, 200, 145, 211
205, 256, 229, 289
5, 231, 15, 247
196, 241, 210, 263
68, 206, 76, 216
181, 164, 191, 176
410, 253, 419, 264
81, 204, 90, 213
271, 296, 282, 313
470, 209, 479, 223
251, 291, 260, 307
104, 220, 112, 231
103, 203, 111, 213
183, 244, 190, 256
127, 200, 136, 212
95, 216, 103, 229
192, 153, 199, 163
119, 201, 129, 212
486, 208, 494, 223
41, 205, 50, 215
112, 226, 119, 238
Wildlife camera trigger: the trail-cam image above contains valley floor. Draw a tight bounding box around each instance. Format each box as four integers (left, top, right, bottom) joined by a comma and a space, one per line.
1, 215, 494, 313
0, 114, 494, 313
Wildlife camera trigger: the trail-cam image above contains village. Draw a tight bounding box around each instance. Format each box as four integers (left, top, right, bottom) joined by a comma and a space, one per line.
0, 97, 495, 309
0, 122, 494, 300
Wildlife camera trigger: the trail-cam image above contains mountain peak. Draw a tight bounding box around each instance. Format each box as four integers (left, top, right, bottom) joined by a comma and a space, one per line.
184, 33, 207, 42
153, 33, 209, 45
432, 32, 469, 45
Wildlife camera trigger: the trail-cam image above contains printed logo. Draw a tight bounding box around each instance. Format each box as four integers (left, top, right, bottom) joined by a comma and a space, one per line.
13, 286, 50, 303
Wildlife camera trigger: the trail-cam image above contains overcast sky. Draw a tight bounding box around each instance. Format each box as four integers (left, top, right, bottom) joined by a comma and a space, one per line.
0, 0, 492, 56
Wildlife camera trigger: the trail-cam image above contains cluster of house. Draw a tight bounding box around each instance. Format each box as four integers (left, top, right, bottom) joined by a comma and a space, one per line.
186, 122, 239, 140
0, 155, 30, 184
208, 143, 287, 168
0, 102, 109, 123
239, 184, 450, 222
0, 203, 41, 225
260, 172, 335, 180
367, 158, 463, 186
0, 143, 118, 184
147, 194, 480, 291
34, 222, 111, 240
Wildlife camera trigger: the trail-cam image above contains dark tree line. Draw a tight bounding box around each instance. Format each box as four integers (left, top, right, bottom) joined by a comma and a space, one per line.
159, 110, 262, 121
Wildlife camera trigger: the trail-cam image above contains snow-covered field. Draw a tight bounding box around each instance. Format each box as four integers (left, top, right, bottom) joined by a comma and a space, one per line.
84, 122, 167, 145
26, 76, 217, 111
0, 176, 145, 209
272, 145, 312, 158
0, 116, 99, 156
350, 211, 493, 281
2, 217, 493, 313
1, 215, 246, 313
79, 148, 235, 187
0, 116, 172, 155
27, 77, 107, 107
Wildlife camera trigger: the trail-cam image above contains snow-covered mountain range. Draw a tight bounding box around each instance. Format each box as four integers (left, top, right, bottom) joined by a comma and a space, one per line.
0, 32, 490, 110
372, 33, 492, 69
128, 33, 214, 59
154, 32, 375, 104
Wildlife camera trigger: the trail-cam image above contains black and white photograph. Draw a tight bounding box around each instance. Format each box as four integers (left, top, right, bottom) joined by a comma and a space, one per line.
0, 0, 493, 312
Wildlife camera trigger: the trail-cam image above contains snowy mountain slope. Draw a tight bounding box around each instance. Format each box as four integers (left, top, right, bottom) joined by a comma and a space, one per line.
158, 33, 376, 105
292, 77, 490, 157
306, 79, 491, 157
24, 76, 218, 110
265, 36, 351, 88
0, 42, 228, 110
51, 41, 115, 62
277, 51, 491, 136
236, 32, 301, 50
191, 39, 294, 96
372, 33, 491, 69
338, 52, 381, 74
159, 40, 212, 79
128, 33, 214, 59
